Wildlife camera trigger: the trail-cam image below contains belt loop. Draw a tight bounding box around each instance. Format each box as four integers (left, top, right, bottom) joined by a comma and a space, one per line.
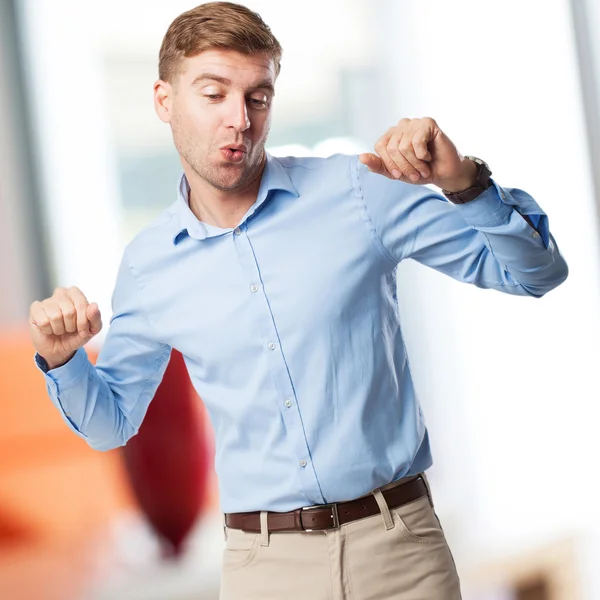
421, 471, 435, 508
223, 514, 228, 541
372, 489, 395, 531
260, 511, 270, 547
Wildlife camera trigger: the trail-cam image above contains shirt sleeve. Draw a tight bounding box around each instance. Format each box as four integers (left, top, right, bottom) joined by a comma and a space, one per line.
33, 249, 172, 450
352, 157, 568, 297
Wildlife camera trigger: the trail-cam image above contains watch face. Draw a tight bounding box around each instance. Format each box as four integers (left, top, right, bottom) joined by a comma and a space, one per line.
465, 155, 490, 170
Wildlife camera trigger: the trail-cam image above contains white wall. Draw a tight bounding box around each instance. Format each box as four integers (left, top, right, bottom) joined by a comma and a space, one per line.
15, 0, 600, 595
377, 0, 600, 589
18, 0, 124, 342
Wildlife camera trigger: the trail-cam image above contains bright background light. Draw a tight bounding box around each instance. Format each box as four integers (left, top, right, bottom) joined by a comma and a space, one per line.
5, 0, 600, 597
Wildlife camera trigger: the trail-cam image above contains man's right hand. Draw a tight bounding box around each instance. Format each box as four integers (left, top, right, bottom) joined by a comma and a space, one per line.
29, 286, 103, 370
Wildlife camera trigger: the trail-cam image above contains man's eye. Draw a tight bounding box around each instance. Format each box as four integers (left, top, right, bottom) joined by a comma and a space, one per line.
204, 94, 222, 101
249, 97, 268, 109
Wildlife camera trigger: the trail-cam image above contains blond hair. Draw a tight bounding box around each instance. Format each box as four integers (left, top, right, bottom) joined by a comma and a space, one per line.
159, 2, 282, 84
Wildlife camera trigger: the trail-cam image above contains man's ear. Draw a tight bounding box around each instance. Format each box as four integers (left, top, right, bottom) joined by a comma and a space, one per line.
154, 79, 173, 123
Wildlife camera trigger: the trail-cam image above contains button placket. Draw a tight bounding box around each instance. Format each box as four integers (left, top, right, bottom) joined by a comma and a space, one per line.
231, 224, 325, 504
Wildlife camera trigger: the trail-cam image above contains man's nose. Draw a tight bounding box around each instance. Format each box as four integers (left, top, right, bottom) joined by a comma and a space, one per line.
225, 97, 250, 132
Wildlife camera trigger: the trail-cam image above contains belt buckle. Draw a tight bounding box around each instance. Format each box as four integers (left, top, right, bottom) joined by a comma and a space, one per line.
301, 502, 340, 532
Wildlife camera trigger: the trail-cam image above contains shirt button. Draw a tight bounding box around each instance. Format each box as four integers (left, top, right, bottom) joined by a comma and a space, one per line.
532, 231, 540, 238
250, 284, 258, 293
268, 342, 276, 350
299, 460, 307, 467
284, 400, 292, 408
234, 227, 241, 236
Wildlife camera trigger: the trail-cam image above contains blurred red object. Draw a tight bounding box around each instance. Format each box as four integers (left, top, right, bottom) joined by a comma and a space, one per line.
121, 350, 213, 557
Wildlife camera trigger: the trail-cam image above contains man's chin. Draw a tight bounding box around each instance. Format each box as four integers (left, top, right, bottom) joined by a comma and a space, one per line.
210, 157, 265, 190
208, 168, 249, 191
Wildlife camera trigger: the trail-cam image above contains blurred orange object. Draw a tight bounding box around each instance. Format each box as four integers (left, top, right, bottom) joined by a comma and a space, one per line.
0, 329, 136, 597
0, 329, 218, 598
0, 330, 135, 545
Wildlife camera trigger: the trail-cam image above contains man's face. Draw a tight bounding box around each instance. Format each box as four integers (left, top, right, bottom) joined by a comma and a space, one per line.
156, 49, 275, 191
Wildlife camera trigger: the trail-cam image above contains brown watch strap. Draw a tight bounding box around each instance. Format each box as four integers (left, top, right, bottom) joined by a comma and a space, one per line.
443, 157, 492, 204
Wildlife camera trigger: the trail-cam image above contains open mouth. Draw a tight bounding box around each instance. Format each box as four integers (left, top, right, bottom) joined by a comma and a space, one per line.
221, 147, 246, 163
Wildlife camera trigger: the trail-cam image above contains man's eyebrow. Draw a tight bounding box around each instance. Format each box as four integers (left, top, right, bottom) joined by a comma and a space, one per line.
191, 73, 274, 93
250, 80, 275, 94
191, 73, 231, 87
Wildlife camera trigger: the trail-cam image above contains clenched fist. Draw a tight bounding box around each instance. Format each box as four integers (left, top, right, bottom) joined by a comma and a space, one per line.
359, 117, 478, 193
29, 286, 102, 370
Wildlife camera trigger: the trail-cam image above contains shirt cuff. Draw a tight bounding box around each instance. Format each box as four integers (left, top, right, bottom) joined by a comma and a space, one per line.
34, 347, 89, 391
450, 180, 513, 227
34, 348, 90, 437
34, 353, 50, 373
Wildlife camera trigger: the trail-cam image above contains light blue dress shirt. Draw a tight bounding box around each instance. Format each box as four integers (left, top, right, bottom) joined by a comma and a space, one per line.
36, 153, 568, 513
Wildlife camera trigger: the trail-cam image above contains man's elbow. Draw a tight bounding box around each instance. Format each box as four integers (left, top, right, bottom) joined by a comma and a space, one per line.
555, 259, 569, 287
85, 419, 137, 452
523, 259, 569, 298
87, 437, 128, 452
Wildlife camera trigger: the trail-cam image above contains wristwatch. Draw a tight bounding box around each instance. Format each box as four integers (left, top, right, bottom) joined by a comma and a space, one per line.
442, 156, 493, 204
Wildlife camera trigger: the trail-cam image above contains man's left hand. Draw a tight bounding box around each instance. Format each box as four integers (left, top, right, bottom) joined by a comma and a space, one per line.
359, 117, 478, 193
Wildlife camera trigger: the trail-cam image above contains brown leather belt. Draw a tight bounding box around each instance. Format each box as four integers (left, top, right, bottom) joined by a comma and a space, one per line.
224, 475, 428, 533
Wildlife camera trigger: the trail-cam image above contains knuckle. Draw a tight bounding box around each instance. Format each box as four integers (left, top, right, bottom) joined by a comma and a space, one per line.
44, 306, 60, 320
42, 298, 56, 310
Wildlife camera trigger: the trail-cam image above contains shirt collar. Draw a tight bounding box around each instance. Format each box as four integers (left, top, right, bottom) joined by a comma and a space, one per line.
172, 152, 299, 245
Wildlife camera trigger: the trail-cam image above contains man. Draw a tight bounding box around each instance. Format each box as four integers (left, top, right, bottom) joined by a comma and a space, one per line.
29, 2, 568, 599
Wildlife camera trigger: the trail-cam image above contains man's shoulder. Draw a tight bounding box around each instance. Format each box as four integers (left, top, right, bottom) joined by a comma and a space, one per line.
270, 153, 359, 196
273, 152, 357, 173
123, 201, 181, 266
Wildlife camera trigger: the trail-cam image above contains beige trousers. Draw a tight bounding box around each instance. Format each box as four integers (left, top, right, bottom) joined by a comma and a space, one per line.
219, 475, 462, 600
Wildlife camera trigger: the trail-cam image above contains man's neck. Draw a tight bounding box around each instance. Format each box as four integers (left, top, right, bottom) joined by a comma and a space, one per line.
183, 159, 266, 230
